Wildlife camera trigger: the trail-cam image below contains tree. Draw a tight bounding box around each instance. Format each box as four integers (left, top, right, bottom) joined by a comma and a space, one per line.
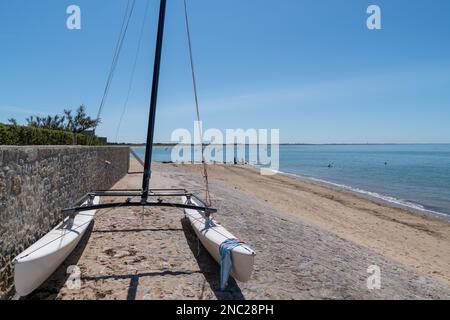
7, 118, 17, 125
25, 105, 99, 133
70, 105, 100, 133
63, 109, 74, 131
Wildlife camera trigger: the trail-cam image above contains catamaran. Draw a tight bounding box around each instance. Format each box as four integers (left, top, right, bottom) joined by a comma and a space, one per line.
13, 0, 255, 297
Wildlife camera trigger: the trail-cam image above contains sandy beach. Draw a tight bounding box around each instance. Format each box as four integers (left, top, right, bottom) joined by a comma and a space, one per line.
27, 158, 450, 300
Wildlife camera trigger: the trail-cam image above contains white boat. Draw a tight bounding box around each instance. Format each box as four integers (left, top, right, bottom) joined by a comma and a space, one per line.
181, 196, 255, 282
13, 197, 100, 297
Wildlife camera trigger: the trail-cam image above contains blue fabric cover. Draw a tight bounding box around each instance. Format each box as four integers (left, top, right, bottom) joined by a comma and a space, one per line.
219, 238, 244, 290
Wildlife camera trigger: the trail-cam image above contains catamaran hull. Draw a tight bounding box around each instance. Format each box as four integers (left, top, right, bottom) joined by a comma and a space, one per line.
13, 197, 100, 297
182, 196, 255, 282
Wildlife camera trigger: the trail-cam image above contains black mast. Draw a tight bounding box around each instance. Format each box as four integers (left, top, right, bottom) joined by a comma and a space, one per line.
141, 0, 167, 203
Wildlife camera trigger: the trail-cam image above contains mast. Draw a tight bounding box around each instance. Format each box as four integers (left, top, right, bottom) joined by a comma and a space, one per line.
141, 0, 167, 203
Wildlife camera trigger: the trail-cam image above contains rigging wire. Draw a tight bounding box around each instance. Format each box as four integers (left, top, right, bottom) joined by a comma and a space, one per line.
89, 0, 136, 145
115, 0, 151, 143
183, 0, 212, 206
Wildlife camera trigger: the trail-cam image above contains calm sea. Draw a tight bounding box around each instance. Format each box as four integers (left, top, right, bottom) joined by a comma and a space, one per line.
133, 144, 450, 217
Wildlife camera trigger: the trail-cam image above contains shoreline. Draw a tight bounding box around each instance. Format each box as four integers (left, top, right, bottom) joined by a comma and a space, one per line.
132, 145, 450, 220
149, 160, 450, 221
263, 167, 450, 221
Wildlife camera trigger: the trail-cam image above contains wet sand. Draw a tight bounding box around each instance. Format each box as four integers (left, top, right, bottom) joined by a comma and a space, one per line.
27, 158, 450, 300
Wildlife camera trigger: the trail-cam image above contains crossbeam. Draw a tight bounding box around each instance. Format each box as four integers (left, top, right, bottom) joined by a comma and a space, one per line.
62, 188, 216, 216
62, 201, 216, 215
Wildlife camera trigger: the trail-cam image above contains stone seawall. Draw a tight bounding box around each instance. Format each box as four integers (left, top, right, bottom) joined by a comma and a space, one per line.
0, 146, 130, 299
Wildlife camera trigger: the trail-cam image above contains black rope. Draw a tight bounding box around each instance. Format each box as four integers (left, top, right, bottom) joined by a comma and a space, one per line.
89, 0, 136, 145
115, 0, 151, 143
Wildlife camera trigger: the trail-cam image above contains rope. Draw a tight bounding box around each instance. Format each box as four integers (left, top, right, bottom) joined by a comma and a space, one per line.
89, 0, 136, 145
115, 0, 151, 143
183, 0, 211, 206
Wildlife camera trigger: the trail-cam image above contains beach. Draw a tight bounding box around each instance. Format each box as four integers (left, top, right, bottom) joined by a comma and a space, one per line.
27, 158, 450, 300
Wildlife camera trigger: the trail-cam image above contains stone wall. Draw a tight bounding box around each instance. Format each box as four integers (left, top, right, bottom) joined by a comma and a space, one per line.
0, 146, 130, 299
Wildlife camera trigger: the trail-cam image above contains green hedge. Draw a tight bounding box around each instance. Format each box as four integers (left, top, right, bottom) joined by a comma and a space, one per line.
0, 124, 104, 146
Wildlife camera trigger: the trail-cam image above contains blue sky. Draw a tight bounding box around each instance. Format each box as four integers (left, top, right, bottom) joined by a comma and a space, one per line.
1, 0, 450, 144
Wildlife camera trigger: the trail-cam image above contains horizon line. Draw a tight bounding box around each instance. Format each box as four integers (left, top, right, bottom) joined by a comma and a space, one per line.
111, 142, 450, 146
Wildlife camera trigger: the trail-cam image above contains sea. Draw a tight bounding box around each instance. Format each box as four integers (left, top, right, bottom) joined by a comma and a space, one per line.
132, 144, 450, 218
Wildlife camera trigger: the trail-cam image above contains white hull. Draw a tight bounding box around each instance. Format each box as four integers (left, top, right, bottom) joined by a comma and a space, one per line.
13, 197, 100, 297
182, 196, 255, 282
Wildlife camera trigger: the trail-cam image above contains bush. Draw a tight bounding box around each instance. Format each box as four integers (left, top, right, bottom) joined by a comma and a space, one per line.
0, 123, 105, 146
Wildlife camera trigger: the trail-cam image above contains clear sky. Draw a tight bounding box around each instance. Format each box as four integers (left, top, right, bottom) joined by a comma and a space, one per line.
1, 0, 450, 144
